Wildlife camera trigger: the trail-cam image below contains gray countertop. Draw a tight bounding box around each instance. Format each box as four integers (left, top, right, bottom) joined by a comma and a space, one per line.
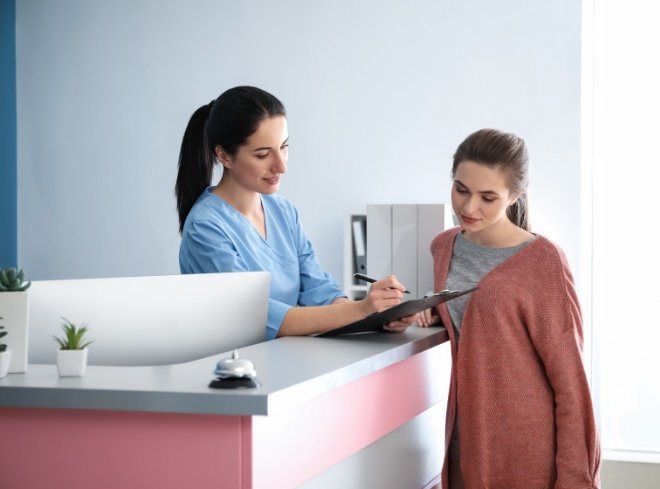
0, 327, 448, 416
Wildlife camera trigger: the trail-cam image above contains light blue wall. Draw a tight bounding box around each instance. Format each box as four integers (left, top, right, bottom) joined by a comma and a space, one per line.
0, 0, 16, 268
16, 0, 581, 284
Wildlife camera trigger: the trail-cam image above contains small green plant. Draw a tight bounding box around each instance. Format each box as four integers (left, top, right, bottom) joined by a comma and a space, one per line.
53, 317, 93, 350
0, 267, 31, 292
0, 317, 7, 353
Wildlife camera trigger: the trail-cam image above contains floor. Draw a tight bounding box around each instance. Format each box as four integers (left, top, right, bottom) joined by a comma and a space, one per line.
427, 460, 660, 489
601, 460, 660, 489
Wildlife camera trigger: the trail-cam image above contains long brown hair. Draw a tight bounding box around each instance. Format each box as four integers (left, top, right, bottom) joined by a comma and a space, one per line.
452, 128, 530, 231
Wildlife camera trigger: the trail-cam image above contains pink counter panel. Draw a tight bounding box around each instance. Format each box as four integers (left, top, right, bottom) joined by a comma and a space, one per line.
0, 327, 450, 489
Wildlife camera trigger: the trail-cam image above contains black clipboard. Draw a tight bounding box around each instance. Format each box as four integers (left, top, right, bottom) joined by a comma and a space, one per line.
316, 287, 478, 337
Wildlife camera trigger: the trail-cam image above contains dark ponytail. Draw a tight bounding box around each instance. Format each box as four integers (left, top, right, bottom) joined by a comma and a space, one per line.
452, 128, 531, 231
175, 102, 215, 233
175, 86, 286, 234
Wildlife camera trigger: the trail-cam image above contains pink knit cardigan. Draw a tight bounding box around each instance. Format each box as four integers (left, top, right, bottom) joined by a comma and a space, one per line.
431, 227, 601, 489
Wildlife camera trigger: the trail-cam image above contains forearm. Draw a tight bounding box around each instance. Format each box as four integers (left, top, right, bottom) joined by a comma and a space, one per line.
541, 333, 601, 488
277, 275, 409, 337
277, 299, 369, 337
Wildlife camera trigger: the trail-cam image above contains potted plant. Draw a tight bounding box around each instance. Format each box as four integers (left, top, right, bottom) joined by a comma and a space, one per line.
0, 317, 10, 378
0, 267, 31, 373
53, 317, 93, 377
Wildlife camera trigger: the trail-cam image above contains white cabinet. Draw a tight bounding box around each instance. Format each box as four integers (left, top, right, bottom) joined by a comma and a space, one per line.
367, 203, 454, 298
344, 205, 455, 300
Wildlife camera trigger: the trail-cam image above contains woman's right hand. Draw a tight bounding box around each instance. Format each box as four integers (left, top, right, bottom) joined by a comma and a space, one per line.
360, 275, 407, 316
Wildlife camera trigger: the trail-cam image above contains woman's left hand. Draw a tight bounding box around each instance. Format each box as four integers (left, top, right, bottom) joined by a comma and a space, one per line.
382, 313, 418, 333
417, 307, 441, 327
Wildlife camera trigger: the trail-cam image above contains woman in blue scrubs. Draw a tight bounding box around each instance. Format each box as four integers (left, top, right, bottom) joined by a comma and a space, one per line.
176, 86, 413, 339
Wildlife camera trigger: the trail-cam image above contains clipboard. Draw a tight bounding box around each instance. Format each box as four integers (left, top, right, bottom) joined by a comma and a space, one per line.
316, 287, 478, 337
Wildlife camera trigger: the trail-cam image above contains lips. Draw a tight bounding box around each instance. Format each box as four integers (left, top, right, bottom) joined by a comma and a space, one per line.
461, 215, 479, 225
264, 176, 280, 185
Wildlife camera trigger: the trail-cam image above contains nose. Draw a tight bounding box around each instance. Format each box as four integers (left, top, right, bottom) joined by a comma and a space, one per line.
273, 149, 287, 174
462, 195, 479, 214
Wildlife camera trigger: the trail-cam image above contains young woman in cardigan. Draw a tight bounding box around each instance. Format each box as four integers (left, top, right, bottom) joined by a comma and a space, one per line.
420, 128, 601, 489
175, 86, 413, 339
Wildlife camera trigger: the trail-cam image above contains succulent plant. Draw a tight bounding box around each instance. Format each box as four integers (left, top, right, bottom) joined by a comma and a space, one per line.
0, 267, 31, 292
53, 317, 93, 350
0, 317, 7, 353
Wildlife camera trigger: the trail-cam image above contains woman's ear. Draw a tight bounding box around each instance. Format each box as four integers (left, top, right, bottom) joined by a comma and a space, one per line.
214, 146, 232, 168
508, 192, 522, 207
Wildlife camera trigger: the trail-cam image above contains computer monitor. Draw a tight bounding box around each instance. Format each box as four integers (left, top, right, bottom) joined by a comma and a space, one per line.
27, 271, 270, 366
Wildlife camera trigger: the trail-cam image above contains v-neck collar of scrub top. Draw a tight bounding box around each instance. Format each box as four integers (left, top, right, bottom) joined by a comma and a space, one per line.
208, 190, 273, 244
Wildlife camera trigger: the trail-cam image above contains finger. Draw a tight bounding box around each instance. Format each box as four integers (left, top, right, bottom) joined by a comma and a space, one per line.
369, 283, 401, 299
423, 308, 439, 325
420, 315, 440, 327
372, 294, 404, 312
384, 320, 409, 332
379, 275, 407, 295
383, 325, 404, 333
375, 288, 403, 301
423, 310, 435, 326
399, 314, 419, 326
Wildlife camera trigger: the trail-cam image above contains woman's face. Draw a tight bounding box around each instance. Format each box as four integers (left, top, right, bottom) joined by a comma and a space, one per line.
217, 115, 289, 195
451, 160, 519, 239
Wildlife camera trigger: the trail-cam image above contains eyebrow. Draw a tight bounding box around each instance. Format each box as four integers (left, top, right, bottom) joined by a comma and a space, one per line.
454, 179, 500, 196
252, 137, 289, 153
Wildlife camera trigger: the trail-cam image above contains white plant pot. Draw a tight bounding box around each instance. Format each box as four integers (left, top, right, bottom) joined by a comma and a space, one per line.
0, 350, 10, 378
0, 291, 29, 373
57, 348, 88, 377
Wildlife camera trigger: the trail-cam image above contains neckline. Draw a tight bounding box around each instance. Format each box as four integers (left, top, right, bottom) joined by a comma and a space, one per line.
458, 228, 536, 250
208, 188, 269, 242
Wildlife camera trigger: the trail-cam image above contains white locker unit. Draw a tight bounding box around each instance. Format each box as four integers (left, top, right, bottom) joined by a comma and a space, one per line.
367, 204, 454, 298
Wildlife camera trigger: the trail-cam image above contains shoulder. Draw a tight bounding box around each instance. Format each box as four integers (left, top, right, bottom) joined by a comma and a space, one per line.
184, 188, 219, 225
515, 234, 576, 295
183, 188, 232, 237
430, 227, 461, 256
527, 234, 572, 270
512, 235, 582, 336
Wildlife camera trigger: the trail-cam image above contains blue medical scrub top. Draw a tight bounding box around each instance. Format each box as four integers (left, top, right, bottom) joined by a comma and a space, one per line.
179, 188, 345, 339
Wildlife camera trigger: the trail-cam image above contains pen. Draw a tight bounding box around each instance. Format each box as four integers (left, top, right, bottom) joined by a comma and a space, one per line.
353, 273, 411, 294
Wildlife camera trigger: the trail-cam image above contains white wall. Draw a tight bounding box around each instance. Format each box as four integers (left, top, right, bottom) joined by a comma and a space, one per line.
16, 0, 581, 289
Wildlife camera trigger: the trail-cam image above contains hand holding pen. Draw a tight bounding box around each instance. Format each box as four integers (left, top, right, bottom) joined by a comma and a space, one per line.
354, 273, 416, 332
354, 273, 411, 294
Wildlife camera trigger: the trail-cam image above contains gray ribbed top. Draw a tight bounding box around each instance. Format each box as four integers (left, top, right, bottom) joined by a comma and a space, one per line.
447, 232, 533, 338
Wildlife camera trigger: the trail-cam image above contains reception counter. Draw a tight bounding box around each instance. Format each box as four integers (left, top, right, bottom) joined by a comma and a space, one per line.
0, 326, 450, 489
